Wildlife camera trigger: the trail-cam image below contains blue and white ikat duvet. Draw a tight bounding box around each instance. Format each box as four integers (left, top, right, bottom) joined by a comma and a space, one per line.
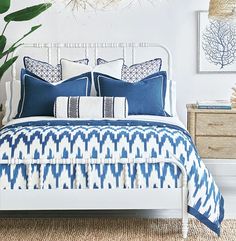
0, 116, 224, 235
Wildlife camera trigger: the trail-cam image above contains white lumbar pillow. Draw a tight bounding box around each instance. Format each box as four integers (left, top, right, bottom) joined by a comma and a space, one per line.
3, 81, 21, 125
54, 96, 128, 119
60, 59, 92, 80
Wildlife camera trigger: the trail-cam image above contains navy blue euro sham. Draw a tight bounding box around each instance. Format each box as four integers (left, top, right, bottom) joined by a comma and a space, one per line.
16, 69, 92, 118
94, 71, 167, 116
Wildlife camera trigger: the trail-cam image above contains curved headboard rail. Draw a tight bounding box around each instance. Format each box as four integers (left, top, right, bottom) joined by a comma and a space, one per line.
11, 42, 175, 115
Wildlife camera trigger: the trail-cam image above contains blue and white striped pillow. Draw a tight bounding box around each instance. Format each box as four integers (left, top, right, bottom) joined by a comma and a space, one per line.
54, 96, 128, 119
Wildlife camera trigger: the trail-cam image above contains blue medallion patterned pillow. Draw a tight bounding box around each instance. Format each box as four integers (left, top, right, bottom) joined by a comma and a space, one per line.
24, 57, 89, 83
97, 58, 162, 83
16, 69, 92, 118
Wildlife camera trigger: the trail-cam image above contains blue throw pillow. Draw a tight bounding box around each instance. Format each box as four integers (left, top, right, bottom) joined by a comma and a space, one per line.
94, 72, 167, 116
21, 68, 43, 80
16, 69, 92, 118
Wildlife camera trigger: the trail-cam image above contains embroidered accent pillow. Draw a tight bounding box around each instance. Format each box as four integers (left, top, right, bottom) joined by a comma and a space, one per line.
24, 57, 89, 83
97, 58, 162, 82
54, 96, 128, 119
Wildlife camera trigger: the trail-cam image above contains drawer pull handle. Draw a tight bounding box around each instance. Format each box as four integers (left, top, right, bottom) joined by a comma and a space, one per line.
208, 146, 222, 151
208, 123, 224, 127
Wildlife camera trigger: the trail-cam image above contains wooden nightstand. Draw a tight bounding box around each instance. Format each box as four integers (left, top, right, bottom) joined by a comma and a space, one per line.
187, 104, 236, 159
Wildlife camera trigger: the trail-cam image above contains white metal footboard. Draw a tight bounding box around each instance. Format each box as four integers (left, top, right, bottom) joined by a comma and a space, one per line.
0, 158, 188, 238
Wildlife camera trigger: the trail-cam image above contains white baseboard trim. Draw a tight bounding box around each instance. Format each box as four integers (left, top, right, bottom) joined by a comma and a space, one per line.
0, 209, 234, 219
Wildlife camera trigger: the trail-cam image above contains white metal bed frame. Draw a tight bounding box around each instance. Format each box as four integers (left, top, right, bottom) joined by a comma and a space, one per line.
1, 42, 188, 238
12, 42, 176, 116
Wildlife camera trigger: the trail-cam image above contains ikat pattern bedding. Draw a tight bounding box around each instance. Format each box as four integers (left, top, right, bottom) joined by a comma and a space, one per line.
0, 116, 224, 235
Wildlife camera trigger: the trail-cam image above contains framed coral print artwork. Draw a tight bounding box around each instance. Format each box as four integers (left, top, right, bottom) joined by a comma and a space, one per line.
198, 11, 236, 73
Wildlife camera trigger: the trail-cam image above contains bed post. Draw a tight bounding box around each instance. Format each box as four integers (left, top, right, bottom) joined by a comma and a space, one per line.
169, 154, 188, 239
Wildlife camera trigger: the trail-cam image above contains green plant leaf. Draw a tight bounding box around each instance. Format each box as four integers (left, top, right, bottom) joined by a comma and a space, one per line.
0, 25, 41, 59
0, 44, 22, 60
19, 24, 42, 40
0, 56, 18, 80
0, 0, 11, 14
0, 35, 6, 54
4, 3, 52, 22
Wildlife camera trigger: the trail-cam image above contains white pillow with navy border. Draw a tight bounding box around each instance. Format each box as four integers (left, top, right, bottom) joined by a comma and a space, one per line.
61, 58, 124, 96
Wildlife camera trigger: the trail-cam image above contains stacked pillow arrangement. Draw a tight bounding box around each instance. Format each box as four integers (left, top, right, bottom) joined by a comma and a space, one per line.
3, 55, 169, 124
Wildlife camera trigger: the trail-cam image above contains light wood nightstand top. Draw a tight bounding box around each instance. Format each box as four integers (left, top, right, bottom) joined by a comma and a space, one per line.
186, 104, 236, 113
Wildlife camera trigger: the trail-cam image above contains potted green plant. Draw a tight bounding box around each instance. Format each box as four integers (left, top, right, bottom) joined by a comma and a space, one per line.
0, 1, 52, 81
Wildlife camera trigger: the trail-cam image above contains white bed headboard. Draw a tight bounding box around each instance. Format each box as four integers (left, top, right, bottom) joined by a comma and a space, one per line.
11, 42, 176, 116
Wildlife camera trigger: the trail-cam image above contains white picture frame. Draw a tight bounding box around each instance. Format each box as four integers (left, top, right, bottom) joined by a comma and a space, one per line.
198, 10, 236, 73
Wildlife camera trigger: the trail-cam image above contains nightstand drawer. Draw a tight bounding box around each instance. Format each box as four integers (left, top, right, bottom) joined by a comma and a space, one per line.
196, 113, 236, 136
196, 136, 236, 159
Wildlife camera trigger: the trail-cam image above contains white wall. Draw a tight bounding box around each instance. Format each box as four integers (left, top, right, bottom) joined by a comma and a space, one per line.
1, 0, 235, 125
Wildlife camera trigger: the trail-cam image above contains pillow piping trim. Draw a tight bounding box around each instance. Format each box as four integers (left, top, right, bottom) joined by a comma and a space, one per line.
60, 58, 90, 81
18, 74, 90, 118
96, 74, 165, 115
